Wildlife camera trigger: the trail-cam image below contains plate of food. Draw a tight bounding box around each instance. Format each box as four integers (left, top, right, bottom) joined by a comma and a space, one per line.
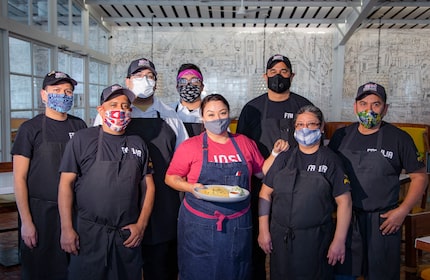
193, 185, 250, 203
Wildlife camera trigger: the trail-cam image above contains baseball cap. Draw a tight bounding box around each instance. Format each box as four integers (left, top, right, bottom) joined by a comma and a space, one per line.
127, 58, 157, 78
356, 82, 387, 103
100, 84, 135, 105
266, 54, 292, 72
42, 71, 77, 89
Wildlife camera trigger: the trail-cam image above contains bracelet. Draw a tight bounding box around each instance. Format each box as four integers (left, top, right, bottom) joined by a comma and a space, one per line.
271, 150, 280, 157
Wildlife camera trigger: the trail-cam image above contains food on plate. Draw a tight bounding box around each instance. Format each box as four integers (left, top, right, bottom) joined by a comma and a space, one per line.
198, 186, 229, 197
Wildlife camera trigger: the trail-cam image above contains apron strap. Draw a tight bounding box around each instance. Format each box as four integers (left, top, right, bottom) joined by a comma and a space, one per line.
183, 198, 250, 231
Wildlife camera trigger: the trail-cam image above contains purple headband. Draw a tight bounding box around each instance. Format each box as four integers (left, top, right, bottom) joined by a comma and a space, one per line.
177, 69, 203, 81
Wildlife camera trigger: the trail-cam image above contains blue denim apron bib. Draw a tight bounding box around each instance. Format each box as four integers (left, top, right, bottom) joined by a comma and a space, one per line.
178, 133, 252, 280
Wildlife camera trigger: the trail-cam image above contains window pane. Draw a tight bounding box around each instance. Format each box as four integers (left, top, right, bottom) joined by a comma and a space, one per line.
71, 2, 83, 45
9, 38, 31, 74
73, 83, 84, 108
8, 0, 28, 25
57, 0, 70, 40
99, 63, 108, 84
89, 61, 98, 84
33, 44, 51, 77
34, 77, 44, 109
89, 17, 99, 51
32, 0, 49, 32
71, 56, 84, 83
89, 84, 100, 107
10, 75, 32, 110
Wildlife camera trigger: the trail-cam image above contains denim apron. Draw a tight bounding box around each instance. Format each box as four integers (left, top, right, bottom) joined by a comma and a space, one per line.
69, 127, 143, 280
336, 125, 401, 280
270, 147, 335, 280
178, 133, 252, 280
20, 116, 75, 280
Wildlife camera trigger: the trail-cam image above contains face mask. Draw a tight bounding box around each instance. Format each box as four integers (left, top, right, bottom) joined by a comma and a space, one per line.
46, 93, 73, 113
132, 76, 155, 98
178, 84, 201, 103
294, 128, 322, 147
104, 110, 131, 132
267, 74, 291, 93
204, 118, 231, 135
356, 110, 382, 129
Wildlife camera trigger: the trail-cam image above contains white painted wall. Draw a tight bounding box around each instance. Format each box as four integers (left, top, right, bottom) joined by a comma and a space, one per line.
109, 27, 430, 124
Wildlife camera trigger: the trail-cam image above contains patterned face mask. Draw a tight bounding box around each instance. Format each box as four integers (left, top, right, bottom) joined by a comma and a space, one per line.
294, 128, 322, 146
104, 110, 131, 132
356, 110, 382, 129
204, 118, 231, 135
46, 93, 73, 113
178, 84, 201, 103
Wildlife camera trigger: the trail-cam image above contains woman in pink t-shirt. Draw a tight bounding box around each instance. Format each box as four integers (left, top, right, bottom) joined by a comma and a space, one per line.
165, 94, 287, 280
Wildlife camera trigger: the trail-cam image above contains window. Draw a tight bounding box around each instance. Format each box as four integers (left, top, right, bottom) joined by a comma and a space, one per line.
57, 0, 83, 44
58, 52, 85, 120
9, 37, 51, 142
89, 59, 109, 124
89, 16, 109, 54
8, 0, 49, 32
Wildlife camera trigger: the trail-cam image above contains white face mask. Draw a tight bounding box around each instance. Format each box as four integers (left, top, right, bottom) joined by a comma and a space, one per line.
132, 76, 155, 98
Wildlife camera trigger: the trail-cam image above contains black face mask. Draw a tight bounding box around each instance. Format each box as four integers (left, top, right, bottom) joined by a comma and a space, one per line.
267, 74, 291, 93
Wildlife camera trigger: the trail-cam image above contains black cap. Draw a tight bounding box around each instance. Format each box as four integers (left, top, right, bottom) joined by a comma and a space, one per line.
266, 54, 292, 72
356, 82, 387, 103
100, 84, 135, 105
42, 71, 77, 89
127, 58, 157, 78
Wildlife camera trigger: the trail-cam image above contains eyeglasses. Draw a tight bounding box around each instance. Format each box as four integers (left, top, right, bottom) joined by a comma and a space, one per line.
131, 73, 156, 81
295, 122, 321, 129
177, 77, 202, 86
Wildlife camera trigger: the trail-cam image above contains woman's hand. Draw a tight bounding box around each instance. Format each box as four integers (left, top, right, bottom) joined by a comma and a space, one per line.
272, 139, 289, 156
192, 183, 205, 198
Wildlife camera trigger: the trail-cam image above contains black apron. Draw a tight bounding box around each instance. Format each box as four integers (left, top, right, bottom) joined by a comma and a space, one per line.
175, 104, 204, 137
336, 126, 401, 279
69, 127, 143, 280
270, 148, 335, 280
20, 116, 73, 280
126, 113, 180, 280
251, 96, 301, 280
126, 113, 180, 244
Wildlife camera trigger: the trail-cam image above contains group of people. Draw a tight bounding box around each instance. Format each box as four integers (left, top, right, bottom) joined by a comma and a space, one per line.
11, 53, 428, 280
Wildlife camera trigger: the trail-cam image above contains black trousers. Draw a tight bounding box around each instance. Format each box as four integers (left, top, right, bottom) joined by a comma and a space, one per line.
142, 239, 178, 280
251, 177, 267, 280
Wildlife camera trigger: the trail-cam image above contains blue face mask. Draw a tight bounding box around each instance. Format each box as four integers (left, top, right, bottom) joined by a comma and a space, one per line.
294, 128, 322, 147
46, 93, 73, 113
204, 118, 231, 135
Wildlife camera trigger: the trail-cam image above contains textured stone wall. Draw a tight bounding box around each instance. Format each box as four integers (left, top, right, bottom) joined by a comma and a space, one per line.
110, 27, 430, 124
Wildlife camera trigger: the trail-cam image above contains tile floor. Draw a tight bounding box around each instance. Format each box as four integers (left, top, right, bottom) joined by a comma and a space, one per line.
1, 206, 430, 280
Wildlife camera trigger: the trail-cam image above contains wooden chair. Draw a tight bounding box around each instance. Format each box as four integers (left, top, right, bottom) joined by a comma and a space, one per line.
404, 211, 430, 280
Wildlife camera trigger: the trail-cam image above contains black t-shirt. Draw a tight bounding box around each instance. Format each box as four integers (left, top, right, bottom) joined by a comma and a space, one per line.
263, 146, 350, 198
59, 126, 150, 179
11, 114, 87, 158
237, 92, 313, 153
328, 122, 424, 174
